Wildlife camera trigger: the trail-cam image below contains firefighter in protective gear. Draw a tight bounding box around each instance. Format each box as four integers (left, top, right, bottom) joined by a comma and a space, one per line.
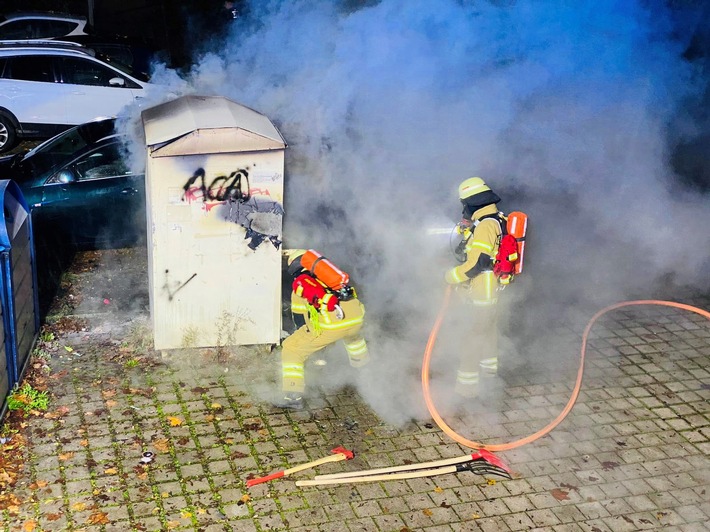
444, 177, 502, 399
274, 249, 369, 410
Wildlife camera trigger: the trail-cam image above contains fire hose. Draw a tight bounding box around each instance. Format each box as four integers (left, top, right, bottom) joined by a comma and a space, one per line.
422, 286, 710, 452
256, 290, 709, 488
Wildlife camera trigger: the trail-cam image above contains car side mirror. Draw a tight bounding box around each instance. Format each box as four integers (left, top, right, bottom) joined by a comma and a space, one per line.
109, 77, 126, 87
56, 170, 76, 184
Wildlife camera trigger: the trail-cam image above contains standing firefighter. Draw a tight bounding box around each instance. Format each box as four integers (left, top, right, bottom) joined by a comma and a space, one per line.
274, 250, 369, 410
445, 177, 503, 400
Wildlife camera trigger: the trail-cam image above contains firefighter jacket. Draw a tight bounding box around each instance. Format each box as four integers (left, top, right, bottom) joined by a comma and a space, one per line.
290, 291, 365, 335
445, 203, 501, 306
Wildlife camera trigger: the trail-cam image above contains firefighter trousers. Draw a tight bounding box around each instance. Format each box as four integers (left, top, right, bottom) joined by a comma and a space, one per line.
281, 316, 368, 394
455, 304, 499, 398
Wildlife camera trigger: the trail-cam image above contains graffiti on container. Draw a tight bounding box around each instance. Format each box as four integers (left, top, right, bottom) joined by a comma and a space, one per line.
182, 167, 251, 203
181, 167, 283, 251
163, 270, 197, 301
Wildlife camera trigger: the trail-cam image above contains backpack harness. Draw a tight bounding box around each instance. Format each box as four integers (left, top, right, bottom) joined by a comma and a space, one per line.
463, 211, 527, 286
291, 251, 356, 330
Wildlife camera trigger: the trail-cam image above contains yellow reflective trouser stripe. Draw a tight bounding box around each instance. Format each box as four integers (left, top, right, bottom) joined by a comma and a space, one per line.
480, 358, 498, 373
282, 363, 304, 380
466, 240, 494, 253
319, 316, 364, 330
292, 303, 307, 312
344, 338, 368, 355
456, 371, 479, 385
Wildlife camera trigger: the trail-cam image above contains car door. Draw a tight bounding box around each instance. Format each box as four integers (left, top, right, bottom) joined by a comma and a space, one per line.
1, 55, 68, 126
55, 55, 144, 123
38, 140, 145, 247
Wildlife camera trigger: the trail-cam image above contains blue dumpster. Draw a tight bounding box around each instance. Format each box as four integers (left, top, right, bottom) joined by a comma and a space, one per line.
0, 180, 40, 419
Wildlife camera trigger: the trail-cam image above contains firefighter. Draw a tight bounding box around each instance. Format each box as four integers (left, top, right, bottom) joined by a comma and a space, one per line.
445, 177, 502, 400
274, 249, 369, 410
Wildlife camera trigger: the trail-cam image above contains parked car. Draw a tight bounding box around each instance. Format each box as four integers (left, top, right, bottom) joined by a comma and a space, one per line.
0, 12, 89, 40
0, 42, 153, 153
52, 34, 158, 77
0, 118, 146, 248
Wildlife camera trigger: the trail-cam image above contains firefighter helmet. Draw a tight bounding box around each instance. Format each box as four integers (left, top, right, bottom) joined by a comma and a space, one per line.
458, 177, 490, 200
458, 177, 501, 219
285, 249, 307, 266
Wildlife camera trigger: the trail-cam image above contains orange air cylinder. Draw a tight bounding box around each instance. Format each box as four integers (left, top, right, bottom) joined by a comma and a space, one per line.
299, 250, 350, 290
506, 212, 528, 275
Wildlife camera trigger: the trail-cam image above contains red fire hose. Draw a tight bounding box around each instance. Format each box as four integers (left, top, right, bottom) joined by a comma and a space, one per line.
422, 286, 710, 452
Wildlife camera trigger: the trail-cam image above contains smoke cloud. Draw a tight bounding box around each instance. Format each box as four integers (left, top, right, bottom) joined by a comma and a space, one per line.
125, 0, 709, 423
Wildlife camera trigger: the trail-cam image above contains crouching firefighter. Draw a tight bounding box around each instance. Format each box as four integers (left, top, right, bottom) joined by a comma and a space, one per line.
445, 177, 511, 400
274, 249, 369, 410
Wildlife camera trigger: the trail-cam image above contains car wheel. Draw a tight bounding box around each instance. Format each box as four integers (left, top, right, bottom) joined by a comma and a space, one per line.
0, 114, 17, 154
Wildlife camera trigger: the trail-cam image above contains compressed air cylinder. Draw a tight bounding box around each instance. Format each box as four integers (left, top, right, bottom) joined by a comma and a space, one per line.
506, 212, 528, 275
300, 250, 349, 290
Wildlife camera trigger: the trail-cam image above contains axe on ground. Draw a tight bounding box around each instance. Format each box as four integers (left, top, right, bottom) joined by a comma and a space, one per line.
246, 446, 354, 488
296, 449, 511, 486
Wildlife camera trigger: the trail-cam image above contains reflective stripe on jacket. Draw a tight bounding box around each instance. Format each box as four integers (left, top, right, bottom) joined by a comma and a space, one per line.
445, 203, 501, 305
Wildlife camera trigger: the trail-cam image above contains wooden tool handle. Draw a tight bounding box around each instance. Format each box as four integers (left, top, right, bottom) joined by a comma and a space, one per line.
296, 465, 456, 486
315, 454, 471, 480
284, 453, 346, 476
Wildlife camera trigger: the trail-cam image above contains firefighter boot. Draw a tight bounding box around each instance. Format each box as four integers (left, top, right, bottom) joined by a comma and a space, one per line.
272, 392, 304, 411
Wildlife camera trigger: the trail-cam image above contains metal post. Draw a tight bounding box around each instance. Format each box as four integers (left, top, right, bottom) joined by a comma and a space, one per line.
87, 0, 95, 27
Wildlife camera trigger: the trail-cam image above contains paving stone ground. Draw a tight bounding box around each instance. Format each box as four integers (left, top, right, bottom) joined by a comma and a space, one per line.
2, 247, 709, 532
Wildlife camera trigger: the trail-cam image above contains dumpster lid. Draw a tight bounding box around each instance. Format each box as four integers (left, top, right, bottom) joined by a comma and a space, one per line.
142, 95, 286, 156
0, 180, 30, 249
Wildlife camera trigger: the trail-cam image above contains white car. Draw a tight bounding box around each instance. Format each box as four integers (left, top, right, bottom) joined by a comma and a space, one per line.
0, 43, 152, 153
0, 13, 89, 40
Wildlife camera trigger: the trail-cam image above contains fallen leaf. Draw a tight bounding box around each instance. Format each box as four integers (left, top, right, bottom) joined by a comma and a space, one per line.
80, 439, 89, 447
551, 488, 570, 501
101, 390, 117, 398
46, 513, 62, 521
434, 487, 444, 493
422, 509, 433, 516
72, 502, 87, 511
240, 494, 251, 504
22, 520, 37, 531
205, 414, 215, 422
486, 479, 496, 485
64, 346, 74, 353
153, 439, 170, 453
104, 468, 118, 475
86, 511, 110, 525
472, 512, 480, 519
58, 452, 75, 461
210, 402, 223, 410
167, 416, 183, 427
166, 521, 180, 529
105, 400, 118, 408
180, 510, 193, 519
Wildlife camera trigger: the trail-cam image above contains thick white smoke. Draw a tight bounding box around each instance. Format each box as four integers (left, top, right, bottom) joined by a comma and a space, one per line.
129, 0, 709, 423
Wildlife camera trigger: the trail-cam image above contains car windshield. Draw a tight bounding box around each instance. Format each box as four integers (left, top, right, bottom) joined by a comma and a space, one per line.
96, 52, 150, 82
20, 119, 117, 180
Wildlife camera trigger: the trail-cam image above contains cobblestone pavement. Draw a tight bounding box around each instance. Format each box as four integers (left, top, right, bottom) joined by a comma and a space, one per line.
2, 248, 709, 532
